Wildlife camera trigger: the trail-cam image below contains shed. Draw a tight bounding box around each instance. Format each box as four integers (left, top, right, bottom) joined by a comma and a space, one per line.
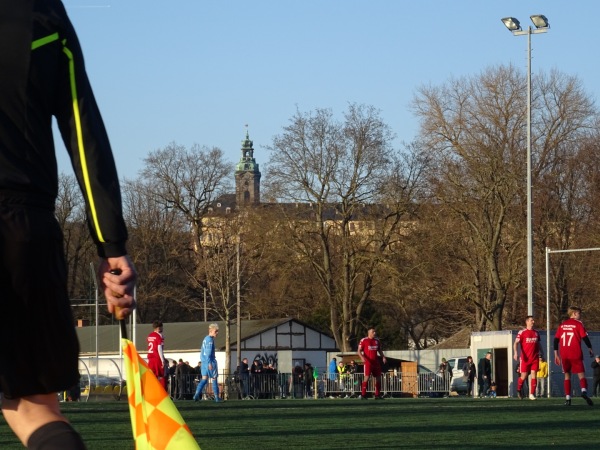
470, 330, 600, 397
75, 318, 338, 375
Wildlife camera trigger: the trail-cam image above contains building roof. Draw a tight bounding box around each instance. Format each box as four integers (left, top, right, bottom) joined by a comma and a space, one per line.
208, 193, 237, 214
76, 317, 335, 355
429, 327, 473, 349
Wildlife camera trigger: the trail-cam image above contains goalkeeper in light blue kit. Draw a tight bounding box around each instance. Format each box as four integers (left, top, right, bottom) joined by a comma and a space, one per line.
193, 323, 222, 402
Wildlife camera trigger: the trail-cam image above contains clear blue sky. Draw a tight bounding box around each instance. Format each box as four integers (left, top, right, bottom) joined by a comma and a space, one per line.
57, 0, 600, 179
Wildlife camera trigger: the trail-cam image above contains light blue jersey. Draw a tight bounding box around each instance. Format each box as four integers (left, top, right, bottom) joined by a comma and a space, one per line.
194, 331, 222, 402
200, 334, 218, 378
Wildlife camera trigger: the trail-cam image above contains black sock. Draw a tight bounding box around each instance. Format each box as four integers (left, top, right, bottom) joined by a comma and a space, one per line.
27, 421, 86, 450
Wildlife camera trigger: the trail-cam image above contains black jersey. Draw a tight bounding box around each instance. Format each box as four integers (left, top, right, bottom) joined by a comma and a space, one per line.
0, 0, 127, 257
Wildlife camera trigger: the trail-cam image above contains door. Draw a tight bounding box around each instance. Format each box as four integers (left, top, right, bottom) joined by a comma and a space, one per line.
494, 348, 509, 396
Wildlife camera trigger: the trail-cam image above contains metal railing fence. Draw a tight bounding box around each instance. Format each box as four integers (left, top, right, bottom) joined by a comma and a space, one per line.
68, 363, 595, 401
165, 371, 455, 400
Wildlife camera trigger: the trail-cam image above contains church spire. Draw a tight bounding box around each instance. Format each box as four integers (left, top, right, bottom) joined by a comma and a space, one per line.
235, 127, 261, 206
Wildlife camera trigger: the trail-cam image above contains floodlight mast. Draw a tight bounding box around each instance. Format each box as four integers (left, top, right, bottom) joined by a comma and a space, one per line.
501, 15, 549, 317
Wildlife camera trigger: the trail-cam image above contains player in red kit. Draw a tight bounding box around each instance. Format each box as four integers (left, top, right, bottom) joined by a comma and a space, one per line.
554, 306, 595, 406
147, 321, 167, 389
358, 327, 386, 399
513, 316, 541, 400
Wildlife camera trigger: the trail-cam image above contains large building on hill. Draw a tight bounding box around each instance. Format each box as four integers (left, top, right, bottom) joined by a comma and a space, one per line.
208, 130, 405, 230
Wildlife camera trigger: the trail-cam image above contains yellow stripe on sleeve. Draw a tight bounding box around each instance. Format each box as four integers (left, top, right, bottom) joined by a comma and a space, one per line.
62, 41, 106, 243
31, 32, 59, 50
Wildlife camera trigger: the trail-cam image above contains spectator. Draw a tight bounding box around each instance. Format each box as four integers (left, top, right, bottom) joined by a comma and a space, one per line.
536, 356, 548, 398
167, 360, 177, 397
175, 359, 190, 400
0, 2, 137, 447
337, 361, 348, 393
192, 361, 202, 375
292, 364, 304, 398
328, 357, 337, 379
347, 360, 357, 374
264, 363, 277, 398
328, 357, 338, 391
251, 359, 263, 398
592, 355, 600, 397
489, 381, 497, 398
168, 360, 177, 377
277, 365, 288, 399
304, 363, 314, 398
438, 358, 452, 393
478, 352, 492, 398
240, 357, 250, 398
346, 360, 358, 397
463, 356, 476, 397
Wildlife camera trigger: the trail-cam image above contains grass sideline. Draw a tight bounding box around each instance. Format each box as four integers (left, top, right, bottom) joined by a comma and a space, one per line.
0, 397, 597, 449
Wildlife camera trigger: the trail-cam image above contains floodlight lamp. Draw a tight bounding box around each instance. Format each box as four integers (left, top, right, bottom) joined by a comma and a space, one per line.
501, 17, 521, 32
530, 14, 549, 29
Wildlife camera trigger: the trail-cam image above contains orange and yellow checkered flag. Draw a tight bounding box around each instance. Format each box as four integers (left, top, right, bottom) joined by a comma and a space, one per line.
122, 338, 200, 450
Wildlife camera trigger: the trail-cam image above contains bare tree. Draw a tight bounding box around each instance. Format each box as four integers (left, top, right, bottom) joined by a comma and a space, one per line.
56, 173, 96, 308
265, 104, 427, 351
198, 215, 243, 382
240, 204, 327, 322
538, 135, 600, 322
140, 141, 232, 291
412, 64, 596, 330
376, 203, 476, 349
141, 142, 232, 242
121, 178, 193, 322
140, 142, 237, 371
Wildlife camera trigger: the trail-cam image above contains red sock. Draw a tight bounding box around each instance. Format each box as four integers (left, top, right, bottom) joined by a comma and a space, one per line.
375, 380, 381, 397
580, 378, 588, 390
517, 378, 523, 392
530, 379, 537, 396
565, 380, 572, 397
361, 381, 367, 396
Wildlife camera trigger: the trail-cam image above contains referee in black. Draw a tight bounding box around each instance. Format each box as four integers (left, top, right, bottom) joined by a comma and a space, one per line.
0, 1, 136, 448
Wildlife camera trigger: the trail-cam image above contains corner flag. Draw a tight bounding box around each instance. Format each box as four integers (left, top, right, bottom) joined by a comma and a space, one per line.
122, 338, 200, 449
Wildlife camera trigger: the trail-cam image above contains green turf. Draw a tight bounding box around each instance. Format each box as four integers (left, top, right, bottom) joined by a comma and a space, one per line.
0, 397, 597, 449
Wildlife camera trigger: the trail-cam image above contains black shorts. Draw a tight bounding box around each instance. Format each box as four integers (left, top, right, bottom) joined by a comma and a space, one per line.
0, 200, 80, 398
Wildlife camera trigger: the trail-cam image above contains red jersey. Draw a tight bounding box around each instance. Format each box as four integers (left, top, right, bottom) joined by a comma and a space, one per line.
147, 331, 164, 360
555, 318, 588, 360
515, 328, 541, 363
358, 337, 382, 364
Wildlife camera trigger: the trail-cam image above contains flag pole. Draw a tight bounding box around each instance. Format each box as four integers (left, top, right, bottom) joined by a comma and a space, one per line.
109, 269, 128, 340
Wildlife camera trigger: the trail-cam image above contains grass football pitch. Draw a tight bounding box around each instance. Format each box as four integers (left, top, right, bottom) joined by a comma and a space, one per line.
0, 397, 597, 449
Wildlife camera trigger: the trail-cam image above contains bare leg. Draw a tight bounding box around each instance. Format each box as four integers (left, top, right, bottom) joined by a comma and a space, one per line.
2, 393, 68, 446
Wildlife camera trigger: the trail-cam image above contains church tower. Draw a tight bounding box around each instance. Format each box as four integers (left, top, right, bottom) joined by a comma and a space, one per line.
235, 130, 261, 206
